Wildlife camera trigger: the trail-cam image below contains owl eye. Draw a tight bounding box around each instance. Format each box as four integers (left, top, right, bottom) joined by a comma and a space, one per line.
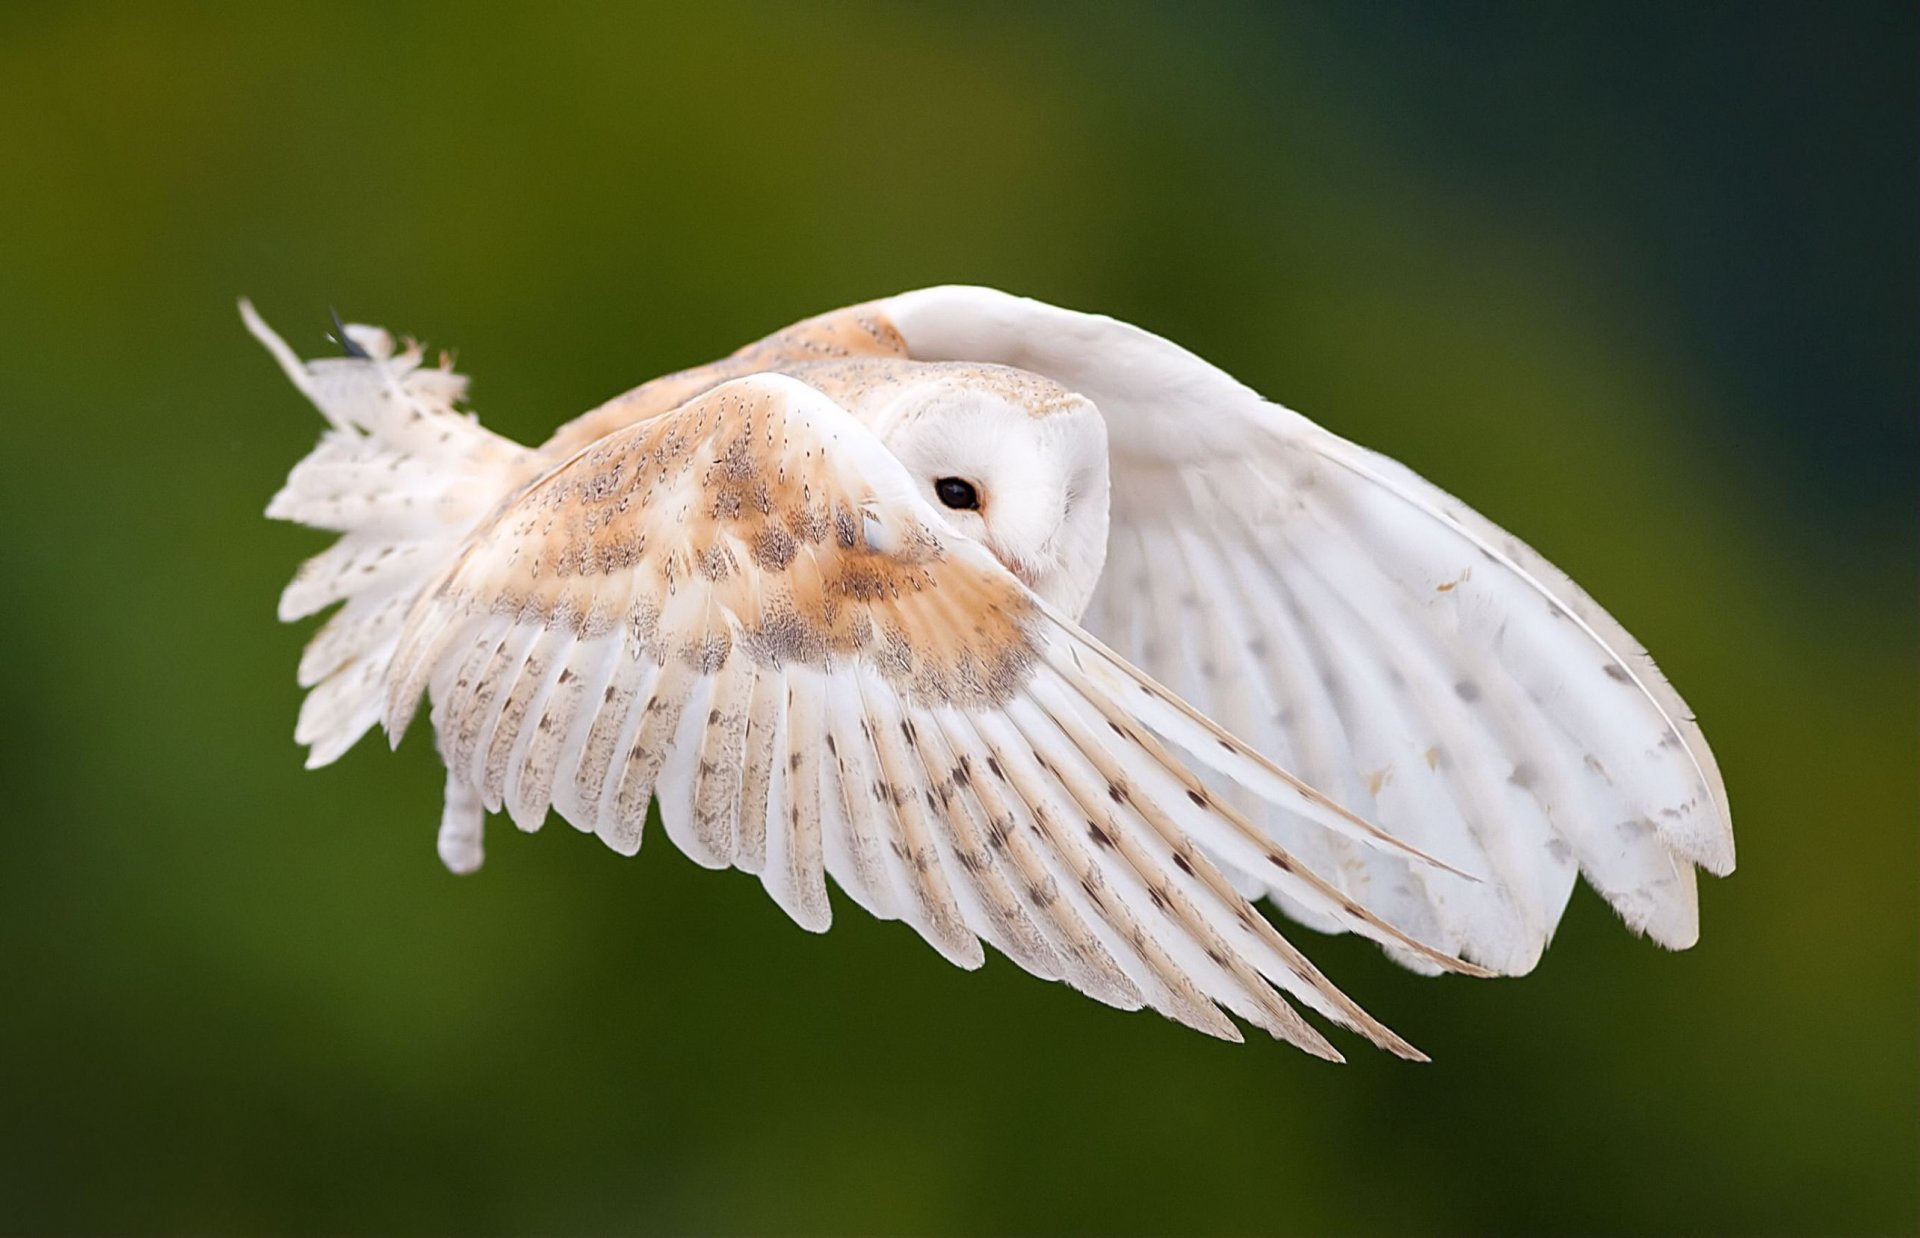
934, 477, 981, 511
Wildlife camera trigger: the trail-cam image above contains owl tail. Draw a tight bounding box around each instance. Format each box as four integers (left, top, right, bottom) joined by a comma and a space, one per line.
244, 300, 539, 770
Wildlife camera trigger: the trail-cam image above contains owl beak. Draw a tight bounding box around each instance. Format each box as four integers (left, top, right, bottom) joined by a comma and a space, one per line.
989, 542, 1040, 590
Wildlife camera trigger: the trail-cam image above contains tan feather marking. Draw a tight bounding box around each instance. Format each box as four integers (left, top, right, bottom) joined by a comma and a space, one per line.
437, 381, 1041, 713
387, 595, 477, 739
540, 638, 624, 830
970, 714, 1239, 1040
734, 663, 783, 874
1001, 696, 1343, 1057
495, 633, 578, 819
894, 703, 1064, 981
449, 626, 537, 788
893, 580, 1079, 983
422, 613, 498, 736
481, 632, 565, 811
572, 639, 657, 831
541, 298, 1086, 463
688, 663, 754, 866
927, 712, 1142, 1009
776, 673, 832, 929
1046, 643, 1491, 983
511, 636, 608, 830
855, 671, 982, 967
604, 658, 695, 855
819, 673, 898, 918
1017, 679, 1420, 1059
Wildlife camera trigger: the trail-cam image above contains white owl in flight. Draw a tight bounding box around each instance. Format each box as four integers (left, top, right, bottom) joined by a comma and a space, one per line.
245, 286, 1733, 1060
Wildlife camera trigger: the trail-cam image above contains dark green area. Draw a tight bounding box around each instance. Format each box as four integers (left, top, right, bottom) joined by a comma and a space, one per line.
2, 3, 1913, 1234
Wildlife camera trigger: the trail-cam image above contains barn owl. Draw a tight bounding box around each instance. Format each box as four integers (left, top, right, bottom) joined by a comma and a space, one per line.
245, 286, 1733, 1060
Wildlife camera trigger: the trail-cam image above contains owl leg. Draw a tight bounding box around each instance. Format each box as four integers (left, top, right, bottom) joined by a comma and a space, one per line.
437, 766, 486, 874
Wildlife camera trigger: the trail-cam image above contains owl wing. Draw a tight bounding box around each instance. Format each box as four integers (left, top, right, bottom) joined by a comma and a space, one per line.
879, 285, 1733, 976
387, 371, 1484, 1057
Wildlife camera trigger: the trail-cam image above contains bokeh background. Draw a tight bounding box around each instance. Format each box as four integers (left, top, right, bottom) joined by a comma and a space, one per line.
2, 3, 1913, 1234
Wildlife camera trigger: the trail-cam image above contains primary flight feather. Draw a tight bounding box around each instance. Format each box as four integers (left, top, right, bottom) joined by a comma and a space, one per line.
246, 286, 1732, 1058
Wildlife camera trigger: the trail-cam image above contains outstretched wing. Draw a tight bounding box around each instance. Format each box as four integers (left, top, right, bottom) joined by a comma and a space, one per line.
385, 372, 1480, 1056
880, 285, 1733, 976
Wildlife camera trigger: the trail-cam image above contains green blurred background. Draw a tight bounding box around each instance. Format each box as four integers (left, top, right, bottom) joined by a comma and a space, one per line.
2, 3, 1913, 1234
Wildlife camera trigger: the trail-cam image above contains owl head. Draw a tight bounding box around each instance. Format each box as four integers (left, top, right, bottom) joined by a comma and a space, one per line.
850, 361, 1111, 618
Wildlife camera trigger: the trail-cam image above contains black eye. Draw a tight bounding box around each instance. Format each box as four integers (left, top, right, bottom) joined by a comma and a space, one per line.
934, 477, 980, 510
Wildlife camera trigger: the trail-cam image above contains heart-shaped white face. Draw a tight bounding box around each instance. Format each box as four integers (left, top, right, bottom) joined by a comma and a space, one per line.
842, 361, 1112, 618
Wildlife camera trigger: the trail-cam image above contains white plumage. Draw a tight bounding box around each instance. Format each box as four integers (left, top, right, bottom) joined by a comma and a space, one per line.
246, 286, 1732, 1058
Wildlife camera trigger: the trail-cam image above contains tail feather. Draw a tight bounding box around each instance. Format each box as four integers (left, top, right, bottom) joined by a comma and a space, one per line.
246, 300, 537, 767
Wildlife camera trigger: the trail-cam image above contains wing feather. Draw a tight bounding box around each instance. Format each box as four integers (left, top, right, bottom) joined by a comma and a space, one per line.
1034, 630, 1490, 978
675, 659, 754, 868
481, 627, 573, 812
735, 658, 789, 876
1036, 600, 1473, 879
298, 591, 411, 688
293, 654, 387, 768
456, 624, 541, 792
1275, 510, 1551, 966
1154, 512, 1365, 928
894, 700, 1064, 982
753, 668, 830, 931
852, 664, 984, 967
538, 635, 623, 831
818, 668, 900, 920
428, 616, 517, 775
570, 647, 658, 840
604, 656, 695, 855
774, 667, 834, 929
1018, 668, 1415, 1058
1000, 693, 1332, 1052
1317, 435, 1730, 870
881, 284, 1732, 974
1285, 466, 1700, 948
383, 371, 1478, 1053
927, 709, 1144, 1009
509, 633, 613, 830
967, 707, 1241, 1040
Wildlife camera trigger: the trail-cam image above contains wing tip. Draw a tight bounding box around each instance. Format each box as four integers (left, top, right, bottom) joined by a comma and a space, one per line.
240, 296, 305, 381
1693, 828, 1738, 878
776, 888, 835, 935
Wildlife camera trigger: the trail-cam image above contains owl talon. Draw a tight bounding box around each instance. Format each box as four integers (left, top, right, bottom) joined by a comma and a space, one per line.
329, 307, 372, 360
